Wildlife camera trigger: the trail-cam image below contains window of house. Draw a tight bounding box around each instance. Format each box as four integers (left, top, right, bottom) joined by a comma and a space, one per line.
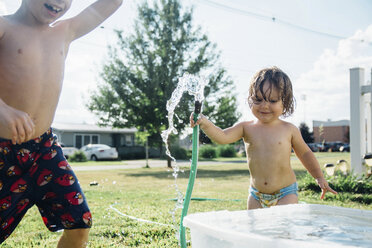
74, 134, 100, 148
92, 135, 99, 144
84, 135, 90, 145
75, 135, 82, 148
125, 135, 133, 146
120, 134, 133, 146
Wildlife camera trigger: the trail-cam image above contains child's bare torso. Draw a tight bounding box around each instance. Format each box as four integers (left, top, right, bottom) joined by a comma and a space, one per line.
242, 120, 297, 193
0, 16, 69, 138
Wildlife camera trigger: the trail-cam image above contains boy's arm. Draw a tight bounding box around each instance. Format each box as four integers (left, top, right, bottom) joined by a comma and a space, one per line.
291, 125, 337, 199
67, 0, 123, 41
0, 18, 34, 143
190, 113, 244, 144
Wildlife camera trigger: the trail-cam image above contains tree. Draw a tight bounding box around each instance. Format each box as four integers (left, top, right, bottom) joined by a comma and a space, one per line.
200, 95, 241, 144
87, 0, 241, 164
299, 122, 314, 143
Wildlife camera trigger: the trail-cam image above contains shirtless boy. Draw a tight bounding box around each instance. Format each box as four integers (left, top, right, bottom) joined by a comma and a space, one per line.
191, 67, 337, 209
0, 0, 122, 247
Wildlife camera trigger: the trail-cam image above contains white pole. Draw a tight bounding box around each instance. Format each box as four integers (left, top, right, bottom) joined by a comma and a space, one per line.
350, 68, 365, 175
366, 98, 372, 153
360, 70, 372, 154
370, 69, 372, 152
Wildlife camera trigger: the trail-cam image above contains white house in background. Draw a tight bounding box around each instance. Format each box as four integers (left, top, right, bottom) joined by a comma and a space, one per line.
52, 123, 137, 149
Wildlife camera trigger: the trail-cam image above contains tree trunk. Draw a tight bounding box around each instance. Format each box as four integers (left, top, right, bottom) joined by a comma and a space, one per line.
167, 156, 172, 168
158, 142, 171, 168
145, 136, 149, 168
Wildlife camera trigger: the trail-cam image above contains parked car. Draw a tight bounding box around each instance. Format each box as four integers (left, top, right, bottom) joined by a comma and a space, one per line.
307, 143, 320, 152
80, 144, 118, 161
326, 142, 345, 152
339, 143, 350, 152
317, 142, 344, 152
62, 147, 78, 160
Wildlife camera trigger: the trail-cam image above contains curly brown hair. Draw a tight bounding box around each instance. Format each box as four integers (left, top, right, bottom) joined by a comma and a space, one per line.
248, 67, 295, 117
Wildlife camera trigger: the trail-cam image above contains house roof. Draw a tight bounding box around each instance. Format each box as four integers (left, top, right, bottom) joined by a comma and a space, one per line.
52, 123, 137, 134
313, 120, 350, 127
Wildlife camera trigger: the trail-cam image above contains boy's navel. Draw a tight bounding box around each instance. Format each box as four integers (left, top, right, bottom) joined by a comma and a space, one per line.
17, 49, 22, 54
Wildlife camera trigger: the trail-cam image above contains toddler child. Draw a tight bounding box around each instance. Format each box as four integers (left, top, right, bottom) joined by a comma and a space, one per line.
190, 67, 337, 209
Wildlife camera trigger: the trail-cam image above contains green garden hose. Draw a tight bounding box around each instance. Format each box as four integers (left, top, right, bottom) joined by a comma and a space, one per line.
180, 101, 201, 248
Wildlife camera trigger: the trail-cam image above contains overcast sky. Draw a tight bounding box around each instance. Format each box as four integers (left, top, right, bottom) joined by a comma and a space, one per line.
1, 0, 372, 130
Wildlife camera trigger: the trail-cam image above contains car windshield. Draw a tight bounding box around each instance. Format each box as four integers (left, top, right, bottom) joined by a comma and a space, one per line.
92, 144, 110, 149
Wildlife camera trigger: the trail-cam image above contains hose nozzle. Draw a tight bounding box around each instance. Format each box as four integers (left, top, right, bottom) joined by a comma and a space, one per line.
194, 101, 202, 114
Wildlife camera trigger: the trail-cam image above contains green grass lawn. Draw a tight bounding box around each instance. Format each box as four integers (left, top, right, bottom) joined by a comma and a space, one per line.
2, 152, 371, 247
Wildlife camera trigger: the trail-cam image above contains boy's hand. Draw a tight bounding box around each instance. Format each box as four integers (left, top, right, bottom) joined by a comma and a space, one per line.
316, 177, 337, 199
0, 102, 35, 145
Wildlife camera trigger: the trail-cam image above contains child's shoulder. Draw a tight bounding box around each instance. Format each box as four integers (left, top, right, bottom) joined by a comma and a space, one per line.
237, 120, 255, 127
278, 119, 298, 129
277, 120, 301, 136
235, 120, 298, 132
0, 16, 9, 39
279, 119, 296, 126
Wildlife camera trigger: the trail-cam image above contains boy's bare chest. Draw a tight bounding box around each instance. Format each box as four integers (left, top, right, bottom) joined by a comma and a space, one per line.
0, 27, 68, 100
0, 30, 66, 72
0, 26, 68, 119
244, 125, 292, 149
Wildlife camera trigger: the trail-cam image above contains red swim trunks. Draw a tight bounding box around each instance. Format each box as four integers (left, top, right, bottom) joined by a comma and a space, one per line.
0, 129, 92, 243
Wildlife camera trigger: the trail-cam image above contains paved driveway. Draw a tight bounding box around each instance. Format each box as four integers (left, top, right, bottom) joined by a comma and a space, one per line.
72, 159, 246, 171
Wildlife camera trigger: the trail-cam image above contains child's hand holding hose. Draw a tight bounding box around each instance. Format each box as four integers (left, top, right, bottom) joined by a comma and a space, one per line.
190, 113, 206, 128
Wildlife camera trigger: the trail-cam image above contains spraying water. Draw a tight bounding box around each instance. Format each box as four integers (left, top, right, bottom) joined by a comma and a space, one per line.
161, 73, 207, 153
161, 73, 208, 237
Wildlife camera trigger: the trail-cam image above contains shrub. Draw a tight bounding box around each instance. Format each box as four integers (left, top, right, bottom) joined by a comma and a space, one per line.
170, 146, 190, 160
217, 145, 237, 157
187, 149, 192, 158
121, 151, 146, 160
298, 172, 372, 194
298, 172, 372, 204
329, 172, 372, 194
69, 150, 88, 162
199, 145, 217, 159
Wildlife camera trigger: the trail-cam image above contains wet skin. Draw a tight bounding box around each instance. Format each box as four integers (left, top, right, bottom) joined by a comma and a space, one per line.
0, 0, 123, 144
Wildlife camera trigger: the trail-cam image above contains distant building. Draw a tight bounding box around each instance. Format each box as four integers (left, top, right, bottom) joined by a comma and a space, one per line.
52, 123, 137, 148
313, 120, 350, 143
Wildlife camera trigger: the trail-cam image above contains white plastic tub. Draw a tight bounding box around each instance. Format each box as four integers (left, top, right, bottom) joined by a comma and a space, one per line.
183, 204, 372, 248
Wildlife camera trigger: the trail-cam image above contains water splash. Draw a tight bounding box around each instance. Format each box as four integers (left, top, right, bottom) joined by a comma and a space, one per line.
161, 73, 207, 161
160, 73, 208, 234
